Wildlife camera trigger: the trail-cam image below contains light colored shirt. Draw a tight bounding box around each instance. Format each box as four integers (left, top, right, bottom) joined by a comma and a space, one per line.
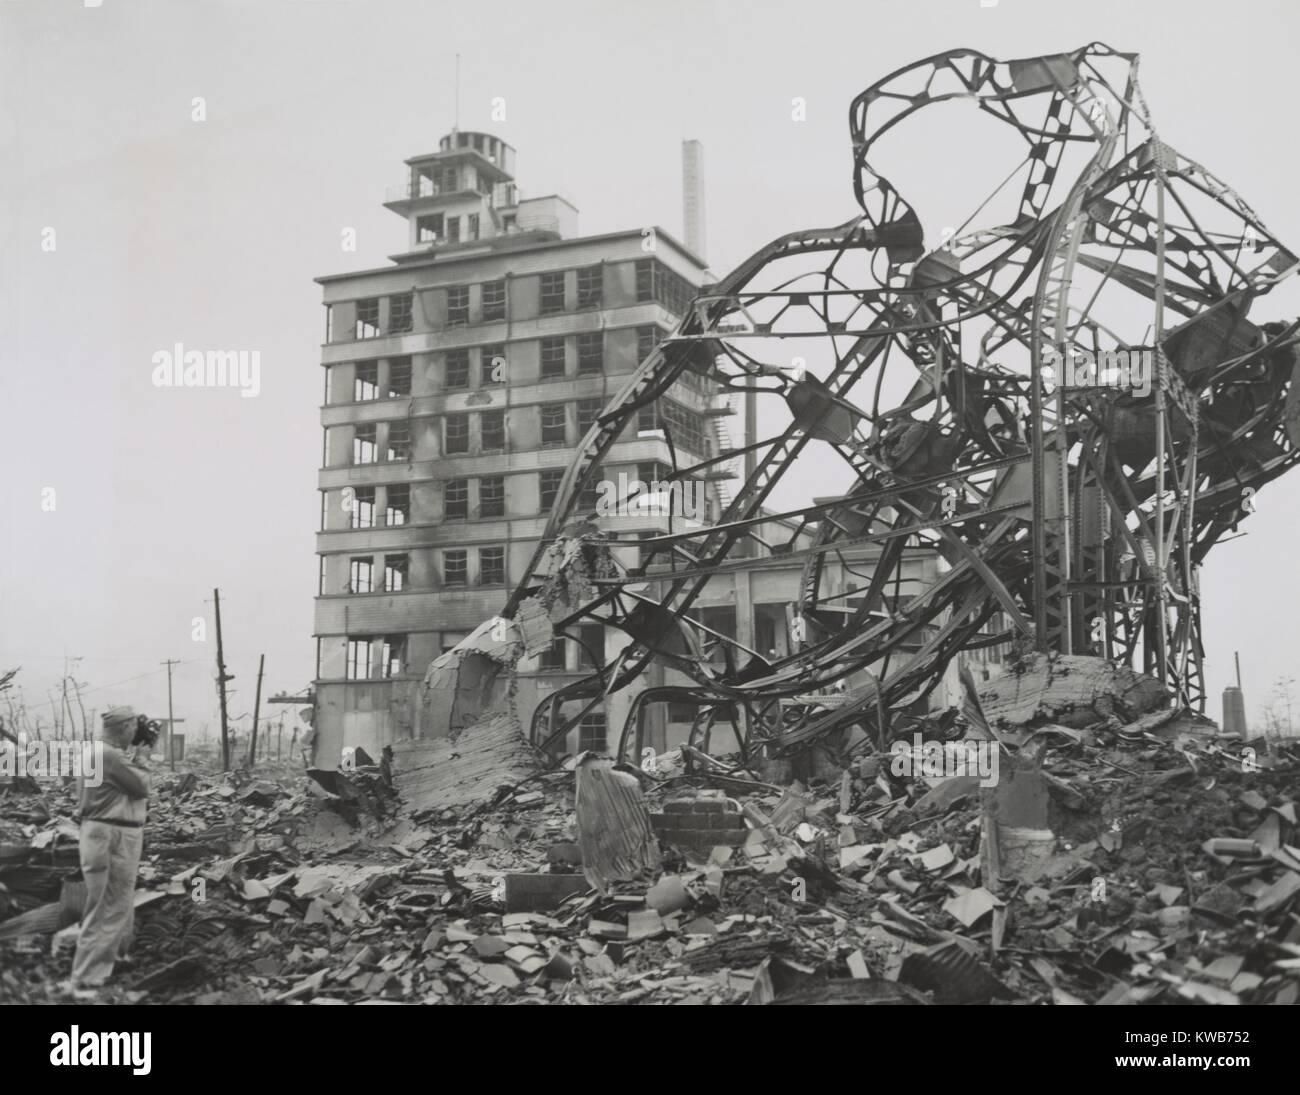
77, 743, 150, 823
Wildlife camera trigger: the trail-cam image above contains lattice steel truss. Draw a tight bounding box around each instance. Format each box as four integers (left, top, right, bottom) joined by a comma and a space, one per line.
501, 45, 1300, 764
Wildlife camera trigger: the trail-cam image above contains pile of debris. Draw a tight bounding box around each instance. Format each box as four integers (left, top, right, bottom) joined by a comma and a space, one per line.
2, 662, 1298, 1005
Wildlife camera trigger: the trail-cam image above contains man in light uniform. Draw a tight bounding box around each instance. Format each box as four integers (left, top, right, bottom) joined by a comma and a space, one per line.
71, 705, 151, 989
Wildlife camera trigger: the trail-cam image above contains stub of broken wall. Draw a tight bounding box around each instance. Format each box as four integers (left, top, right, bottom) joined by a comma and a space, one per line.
394, 531, 622, 811
396, 615, 541, 812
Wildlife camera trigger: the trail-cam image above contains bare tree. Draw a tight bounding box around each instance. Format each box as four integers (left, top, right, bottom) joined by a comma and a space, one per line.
1268, 675, 1297, 739
0, 667, 19, 744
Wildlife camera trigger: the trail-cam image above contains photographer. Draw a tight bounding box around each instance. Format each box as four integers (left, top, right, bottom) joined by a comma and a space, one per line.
70, 705, 155, 990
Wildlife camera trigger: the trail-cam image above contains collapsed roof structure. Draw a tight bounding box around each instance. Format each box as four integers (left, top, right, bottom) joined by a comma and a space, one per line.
446, 45, 1300, 772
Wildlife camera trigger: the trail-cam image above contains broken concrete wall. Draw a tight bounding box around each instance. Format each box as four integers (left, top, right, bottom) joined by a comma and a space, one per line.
978, 653, 1169, 730
394, 532, 618, 813
395, 616, 542, 812
392, 711, 543, 813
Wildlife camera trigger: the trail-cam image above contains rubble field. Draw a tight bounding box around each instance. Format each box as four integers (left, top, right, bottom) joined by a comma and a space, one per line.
3, 690, 1299, 1006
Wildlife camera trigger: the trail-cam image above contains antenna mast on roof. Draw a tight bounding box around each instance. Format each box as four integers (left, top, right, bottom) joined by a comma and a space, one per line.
454, 53, 460, 131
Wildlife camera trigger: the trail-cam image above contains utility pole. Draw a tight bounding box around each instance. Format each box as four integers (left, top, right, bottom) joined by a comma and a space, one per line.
248, 653, 265, 769
70, 675, 89, 740
60, 673, 73, 740
161, 659, 180, 771
213, 588, 233, 771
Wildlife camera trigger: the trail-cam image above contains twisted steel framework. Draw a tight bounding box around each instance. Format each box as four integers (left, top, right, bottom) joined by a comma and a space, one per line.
501, 45, 1300, 764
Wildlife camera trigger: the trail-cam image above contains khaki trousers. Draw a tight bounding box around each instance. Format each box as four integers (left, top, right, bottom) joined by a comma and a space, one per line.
71, 820, 143, 986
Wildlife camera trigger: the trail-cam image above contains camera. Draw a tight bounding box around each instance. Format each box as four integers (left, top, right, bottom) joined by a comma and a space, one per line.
132, 715, 163, 748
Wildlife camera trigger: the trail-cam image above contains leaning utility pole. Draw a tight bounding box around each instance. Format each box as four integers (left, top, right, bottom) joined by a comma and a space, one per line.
161, 658, 180, 771
70, 676, 89, 740
248, 653, 265, 768
60, 674, 74, 740
213, 588, 232, 771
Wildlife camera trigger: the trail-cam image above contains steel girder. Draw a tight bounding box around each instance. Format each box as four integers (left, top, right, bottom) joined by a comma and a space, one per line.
498, 45, 1300, 762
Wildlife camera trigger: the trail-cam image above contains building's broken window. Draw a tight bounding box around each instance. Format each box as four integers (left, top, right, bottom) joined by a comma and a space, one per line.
578, 711, 607, 753
385, 484, 409, 525
354, 362, 379, 401
438, 165, 459, 192
480, 343, 506, 385
637, 325, 660, 362
468, 213, 480, 241
387, 356, 412, 397
577, 331, 603, 374
578, 465, 601, 511
660, 399, 709, 456
577, 398, 603, 434
481, 279, 506, 322
348, 556, 374, 594
444, 478, 468, 519
386, 422, 411, 462
389, 293, 413, 334
445, 216, 461, 244
577, 265, 603, 308
446, 285, 469, 326
384, 553, 408, 592
353, 423, 378, 465
635, 259, 694, 316
576, 623, 604, 669
480, 409, 506, 450
417, 213, 443, 243
445, 413, 469, 454
382, 634, 406, 677
346, 637, 375, 680
443, 549, 467, 586
350, 487, 375, 529
536, 637, 565, 670
540, 403, 567, 447
355, 298, 380, 340
445, 349, 469, 389
479, 545, 505, 585
479, 476, 505, 517
539, 271, 566, 315
635, 260, 654, 303
540, 337, 566, 380
638, 463, 684, 512
540, 468, 564, 510
638, 461, 671, 487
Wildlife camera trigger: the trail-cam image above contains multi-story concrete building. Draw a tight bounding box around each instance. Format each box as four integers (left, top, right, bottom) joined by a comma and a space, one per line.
313, 129, 724, 764
311, 129, 1005, 769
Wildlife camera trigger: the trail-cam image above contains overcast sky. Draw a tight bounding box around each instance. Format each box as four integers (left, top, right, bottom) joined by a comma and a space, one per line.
3, 0, 1299, 739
